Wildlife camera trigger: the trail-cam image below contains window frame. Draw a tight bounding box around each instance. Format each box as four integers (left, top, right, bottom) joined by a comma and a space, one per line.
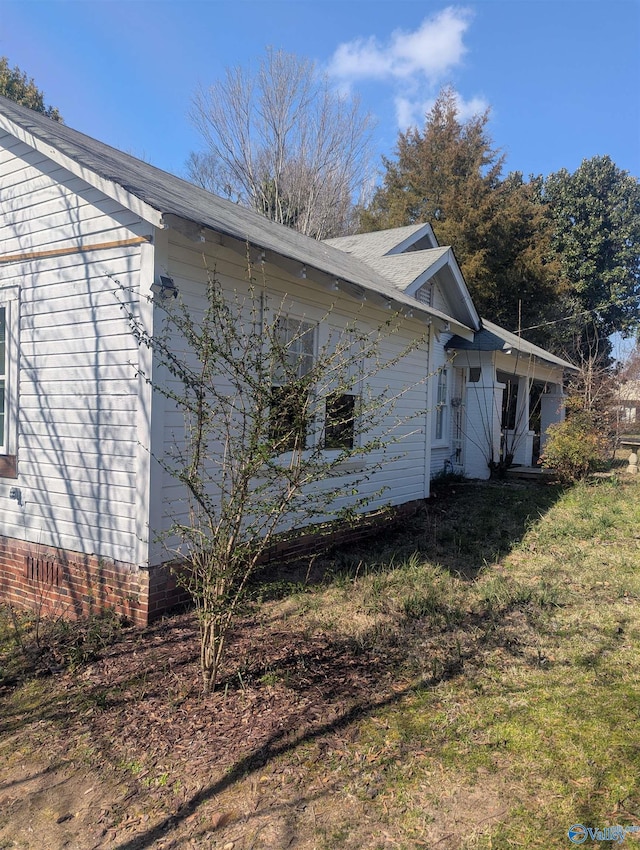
434, 366, 449, 444
0, 288, 19, 478
268, 315, 317, 454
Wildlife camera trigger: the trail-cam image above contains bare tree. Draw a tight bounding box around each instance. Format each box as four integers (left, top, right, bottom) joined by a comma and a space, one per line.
119, 258, 428, 694
189, 49, 375, 239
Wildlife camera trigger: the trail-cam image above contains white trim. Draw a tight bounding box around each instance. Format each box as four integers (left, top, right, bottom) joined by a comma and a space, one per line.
0, 285, 20, 459
134, 237, 159, 567
0, 114, 164, 230
386, 222, 439, 254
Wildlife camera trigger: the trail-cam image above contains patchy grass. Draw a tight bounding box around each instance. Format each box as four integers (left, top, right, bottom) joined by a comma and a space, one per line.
1, 476, 639, 849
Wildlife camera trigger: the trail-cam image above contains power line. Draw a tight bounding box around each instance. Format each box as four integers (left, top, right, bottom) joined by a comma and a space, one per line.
520, 292, 640, 333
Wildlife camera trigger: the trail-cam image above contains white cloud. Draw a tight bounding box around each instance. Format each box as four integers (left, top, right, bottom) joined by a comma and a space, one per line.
395, 91, 490, 131
327, 7, 473, 84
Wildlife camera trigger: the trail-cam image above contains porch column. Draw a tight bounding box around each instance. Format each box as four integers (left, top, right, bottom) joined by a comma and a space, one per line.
540, 385, 566, 453
464, 370, 503, 480
511, 376, 535, 466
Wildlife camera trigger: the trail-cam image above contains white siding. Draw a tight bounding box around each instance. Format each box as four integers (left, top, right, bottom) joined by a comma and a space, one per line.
153, 233, 431, 541
0, 130, 149, 563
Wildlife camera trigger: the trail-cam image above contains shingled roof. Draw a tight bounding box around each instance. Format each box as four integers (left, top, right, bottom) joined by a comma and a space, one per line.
0, 95, 473, 333
446, 318, 577, 371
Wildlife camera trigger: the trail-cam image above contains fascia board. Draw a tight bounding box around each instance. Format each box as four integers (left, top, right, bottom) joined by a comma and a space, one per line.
0, 114, 164, 230
400, 248, 481, 332
386, 222, 439, 253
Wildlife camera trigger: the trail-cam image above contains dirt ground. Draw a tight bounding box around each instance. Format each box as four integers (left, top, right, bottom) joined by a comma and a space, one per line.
0, 597, 516, 850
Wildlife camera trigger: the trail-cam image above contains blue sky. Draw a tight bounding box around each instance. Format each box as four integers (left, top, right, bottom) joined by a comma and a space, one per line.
1, 0, 638, 186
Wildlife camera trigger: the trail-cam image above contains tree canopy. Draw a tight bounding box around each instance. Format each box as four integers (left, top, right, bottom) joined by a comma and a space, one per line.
0, 57, 62, 121
188, 48, 374, 240
542, 155, 640, 356
360, 88, 560, 346
360, 88, 640, 359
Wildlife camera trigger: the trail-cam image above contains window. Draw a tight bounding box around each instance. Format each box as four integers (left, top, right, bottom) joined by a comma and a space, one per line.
435, 368, 448, 441
0, 293, 17, 478
0, 306, 6, 452
324, 392, 355, 450
269, 317, 315, 453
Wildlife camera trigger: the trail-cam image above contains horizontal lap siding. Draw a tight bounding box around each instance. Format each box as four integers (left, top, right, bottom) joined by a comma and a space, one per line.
157, 235, 429, 538
0, 130, 145, 564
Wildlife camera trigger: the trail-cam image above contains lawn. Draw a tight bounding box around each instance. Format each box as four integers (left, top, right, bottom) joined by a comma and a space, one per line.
1, 474, 639, 849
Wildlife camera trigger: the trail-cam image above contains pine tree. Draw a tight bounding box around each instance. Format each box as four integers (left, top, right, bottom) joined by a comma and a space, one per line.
0, 57, 62, 121
360, 88, 560, 345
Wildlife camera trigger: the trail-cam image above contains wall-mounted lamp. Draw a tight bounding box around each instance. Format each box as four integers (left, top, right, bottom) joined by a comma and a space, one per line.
298, 265, 307, 279
332, 279, 340, 291
151, 274, 179, 300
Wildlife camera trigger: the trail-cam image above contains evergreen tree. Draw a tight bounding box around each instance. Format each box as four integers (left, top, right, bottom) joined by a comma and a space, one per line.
0, 57, 62, 121
360, 88, 560, 345
543, 156, 640, 358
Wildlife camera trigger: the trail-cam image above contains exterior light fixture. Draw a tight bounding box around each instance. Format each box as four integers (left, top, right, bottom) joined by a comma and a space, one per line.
151, 275, 178, 300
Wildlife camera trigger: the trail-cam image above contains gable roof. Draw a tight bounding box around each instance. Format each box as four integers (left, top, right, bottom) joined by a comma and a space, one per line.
325, 224, 480, 331
0, 95, 473, 335
362, 248, 451, 290
325, 223, 438, 261
445, 318, 577, 371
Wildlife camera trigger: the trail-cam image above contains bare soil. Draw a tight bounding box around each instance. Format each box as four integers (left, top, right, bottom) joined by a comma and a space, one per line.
0, 482, 578, 849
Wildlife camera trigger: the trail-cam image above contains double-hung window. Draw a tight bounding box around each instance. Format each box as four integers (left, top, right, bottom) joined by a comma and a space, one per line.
434, 367, 448, 442
0, 292, 18, 478
268, 314, 358, 455
269, 317, 316, 453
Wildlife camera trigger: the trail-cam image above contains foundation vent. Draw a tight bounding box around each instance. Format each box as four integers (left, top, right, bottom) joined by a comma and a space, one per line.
26, 556, 61, 586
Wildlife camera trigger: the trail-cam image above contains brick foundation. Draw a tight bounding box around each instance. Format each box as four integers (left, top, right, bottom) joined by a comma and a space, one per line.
0, 536, 151, 626
0, 499, 424, 627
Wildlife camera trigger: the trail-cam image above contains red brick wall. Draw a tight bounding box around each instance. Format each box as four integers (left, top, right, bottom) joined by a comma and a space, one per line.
0, 500, 423, 627
0, 536, 151, 626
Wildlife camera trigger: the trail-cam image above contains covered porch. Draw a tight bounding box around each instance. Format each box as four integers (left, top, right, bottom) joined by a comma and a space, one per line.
445, 319, 578, 480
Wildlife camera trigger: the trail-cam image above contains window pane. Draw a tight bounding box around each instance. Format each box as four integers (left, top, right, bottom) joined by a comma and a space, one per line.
274, 318, 315, 379
269, 384, 308, 452
325, 393, 355, 450
0, 307, 5, 377
0, 379, 4, 447
435, 369, 447, 440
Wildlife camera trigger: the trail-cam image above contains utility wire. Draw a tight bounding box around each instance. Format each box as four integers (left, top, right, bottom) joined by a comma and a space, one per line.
520, 291, 640, 333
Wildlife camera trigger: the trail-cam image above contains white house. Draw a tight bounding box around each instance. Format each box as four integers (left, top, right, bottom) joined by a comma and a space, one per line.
0, 95, 573, 624
326, 229, 576, 479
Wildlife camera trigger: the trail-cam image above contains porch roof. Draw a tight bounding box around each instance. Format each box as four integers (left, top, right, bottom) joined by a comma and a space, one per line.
445, 318, 578, 371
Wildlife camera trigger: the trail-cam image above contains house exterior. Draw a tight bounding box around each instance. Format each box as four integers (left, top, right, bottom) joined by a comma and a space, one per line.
617, 379, 640, 430
0, 95, 573, 625
326, 231, 576, 479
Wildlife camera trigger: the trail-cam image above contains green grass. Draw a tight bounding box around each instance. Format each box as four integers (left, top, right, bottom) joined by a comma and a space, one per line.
325, 477, 640, 847
2, 475, 639, 848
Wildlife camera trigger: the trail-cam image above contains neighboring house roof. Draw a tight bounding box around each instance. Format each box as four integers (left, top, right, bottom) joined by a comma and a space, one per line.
445, 318, 577, 371
325, 223, 438, 261
0, 95, 473, 334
